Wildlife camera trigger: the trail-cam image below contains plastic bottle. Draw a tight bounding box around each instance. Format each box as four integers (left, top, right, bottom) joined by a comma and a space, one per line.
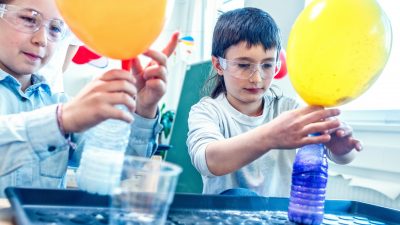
76, 105, 132, 195
288, 143, 328, 225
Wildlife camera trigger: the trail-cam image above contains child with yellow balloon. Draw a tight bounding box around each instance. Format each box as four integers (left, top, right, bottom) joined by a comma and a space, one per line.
0, 0, 178, 196
187, 7, 362, 198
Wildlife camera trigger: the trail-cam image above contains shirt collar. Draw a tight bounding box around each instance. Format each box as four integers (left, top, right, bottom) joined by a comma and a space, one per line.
0, 69, 52, 95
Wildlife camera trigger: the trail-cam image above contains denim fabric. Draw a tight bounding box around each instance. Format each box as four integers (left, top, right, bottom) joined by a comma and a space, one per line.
0, 69, 160, 197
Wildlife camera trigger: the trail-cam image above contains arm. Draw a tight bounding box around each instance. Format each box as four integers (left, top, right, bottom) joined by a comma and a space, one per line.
117, 33, 179, 157
188, 102, 343, 177
0, 105, 68, 176
130, 32, 179, 119
0, 68, 137, 185
125, 113, 162, 157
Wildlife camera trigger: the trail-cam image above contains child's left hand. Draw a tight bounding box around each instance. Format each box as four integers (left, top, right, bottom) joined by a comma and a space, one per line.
324, 121, 363, 156
130, 32, 179, 118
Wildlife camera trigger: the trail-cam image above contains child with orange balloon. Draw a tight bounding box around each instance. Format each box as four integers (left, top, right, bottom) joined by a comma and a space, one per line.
187, 7, 362, 197
0, 0, 178, 197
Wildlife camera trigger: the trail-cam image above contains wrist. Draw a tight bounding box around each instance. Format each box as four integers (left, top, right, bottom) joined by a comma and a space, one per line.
56, 104, 67, 135
136, 104, 158, 119
252, 126, 274, 154
56, 104, 76, 149
59, 102, 75, 134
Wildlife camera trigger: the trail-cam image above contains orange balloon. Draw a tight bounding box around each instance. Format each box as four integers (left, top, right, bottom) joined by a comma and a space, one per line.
56, 0, 167, 59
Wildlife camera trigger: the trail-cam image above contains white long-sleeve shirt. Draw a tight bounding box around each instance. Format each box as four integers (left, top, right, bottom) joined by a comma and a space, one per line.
187, 93, 299, 197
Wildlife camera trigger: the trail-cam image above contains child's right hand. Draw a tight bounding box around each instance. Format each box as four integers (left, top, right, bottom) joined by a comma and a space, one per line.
61, 69, 137, 133
263, 106, 341, 149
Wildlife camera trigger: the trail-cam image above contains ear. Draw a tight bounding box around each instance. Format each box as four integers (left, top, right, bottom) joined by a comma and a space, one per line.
211, 56, 224, 75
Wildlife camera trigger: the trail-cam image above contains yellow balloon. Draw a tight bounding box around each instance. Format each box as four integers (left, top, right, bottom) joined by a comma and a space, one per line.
56, 0, 167, 59
287, 0, 392, 107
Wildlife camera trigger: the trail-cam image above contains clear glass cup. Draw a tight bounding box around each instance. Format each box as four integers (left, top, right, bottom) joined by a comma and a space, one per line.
110, 156, 182, 225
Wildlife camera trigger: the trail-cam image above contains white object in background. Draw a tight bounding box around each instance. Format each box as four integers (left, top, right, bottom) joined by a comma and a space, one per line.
39, 32, 82, 93
329, 171, 400, 200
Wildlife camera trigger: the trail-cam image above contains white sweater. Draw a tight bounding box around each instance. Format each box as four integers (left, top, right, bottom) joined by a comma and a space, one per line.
187, 93, 300, 197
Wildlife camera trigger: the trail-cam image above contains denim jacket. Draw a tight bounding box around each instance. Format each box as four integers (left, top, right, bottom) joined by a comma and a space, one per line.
0, 70, 161, 197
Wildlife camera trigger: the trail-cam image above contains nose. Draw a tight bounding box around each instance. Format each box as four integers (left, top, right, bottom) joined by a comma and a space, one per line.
31, 26, 48, 47
248, 65, 263, 83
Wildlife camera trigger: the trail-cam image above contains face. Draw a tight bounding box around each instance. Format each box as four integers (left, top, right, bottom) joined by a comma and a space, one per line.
0, 0, 63, 77
213, 41, 278, 114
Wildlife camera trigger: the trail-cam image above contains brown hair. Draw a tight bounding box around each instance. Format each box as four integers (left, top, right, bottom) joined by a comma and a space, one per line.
203, 7, 282, 100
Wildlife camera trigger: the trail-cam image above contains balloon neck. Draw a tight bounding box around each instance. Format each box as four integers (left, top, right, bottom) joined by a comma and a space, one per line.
122, 60, 132, 72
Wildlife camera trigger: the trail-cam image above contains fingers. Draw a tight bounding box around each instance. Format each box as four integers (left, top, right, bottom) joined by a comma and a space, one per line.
98, 69, 136, 84
344, 136, 362, 152
143, 49, 168, 66
302, 133, 332, 145
142, 64, 167, 82
353, 139, 363, 151
335, 122, 353, 137
131, 57, 143, 75
130, 32, 179, 75
295, 105, 325, 115
162, 31, 180, 57
95, 70, 137, 98
303, 118, 341, 135
103, 92, 137, 118
300, 107, 341, 125
96, 80, 137, 99
289, 106, 341, 136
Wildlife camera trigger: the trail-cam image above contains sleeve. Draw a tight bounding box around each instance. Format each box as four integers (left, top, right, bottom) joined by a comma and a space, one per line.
0, 105, 69, 176
326, 147, 357, 165
186, 100, 225, 177
126, 112, 162, 157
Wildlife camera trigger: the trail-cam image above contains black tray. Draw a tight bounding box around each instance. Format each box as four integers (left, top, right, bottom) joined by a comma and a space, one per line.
5, 187, 400, 225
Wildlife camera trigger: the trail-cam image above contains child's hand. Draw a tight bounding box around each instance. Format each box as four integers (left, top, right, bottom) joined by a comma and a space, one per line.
324, 121, 363, 156
61, 69, 137, 133
263, 106, 342, 149
130, 32, 179, 118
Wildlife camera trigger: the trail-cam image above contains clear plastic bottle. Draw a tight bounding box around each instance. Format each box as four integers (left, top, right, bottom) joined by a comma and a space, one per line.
288, 143, 328, 225
76, 105, 132, 195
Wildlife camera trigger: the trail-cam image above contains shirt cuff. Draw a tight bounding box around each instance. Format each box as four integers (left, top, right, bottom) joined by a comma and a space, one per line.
326, 147, 357, 165
132, 112, 162, 137
127, 112, 162, 157
25, 105, 68, 152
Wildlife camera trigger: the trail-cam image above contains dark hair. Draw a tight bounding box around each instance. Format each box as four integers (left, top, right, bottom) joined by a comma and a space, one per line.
203, 7, 282, 99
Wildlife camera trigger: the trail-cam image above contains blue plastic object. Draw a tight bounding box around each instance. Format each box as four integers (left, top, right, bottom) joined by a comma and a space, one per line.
289, 142, 328, 224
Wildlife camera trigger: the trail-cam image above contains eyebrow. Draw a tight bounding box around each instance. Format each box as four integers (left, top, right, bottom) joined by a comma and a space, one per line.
17, 6, 63, 21
233, 57, 276, 62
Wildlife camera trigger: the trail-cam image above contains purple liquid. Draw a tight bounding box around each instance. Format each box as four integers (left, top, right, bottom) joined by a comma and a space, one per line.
288, 143, 328, 225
